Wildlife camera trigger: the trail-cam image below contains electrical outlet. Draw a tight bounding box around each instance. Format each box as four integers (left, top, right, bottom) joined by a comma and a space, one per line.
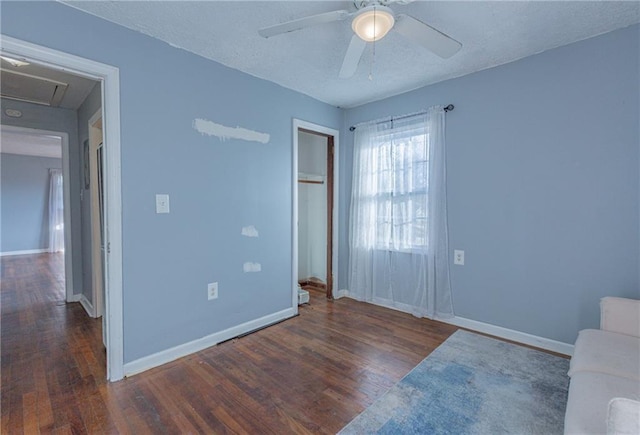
208, 282, 218, 300
454, 250, 465, 266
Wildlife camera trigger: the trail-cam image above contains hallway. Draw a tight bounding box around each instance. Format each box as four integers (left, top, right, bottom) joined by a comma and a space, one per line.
1, 253, 106, 433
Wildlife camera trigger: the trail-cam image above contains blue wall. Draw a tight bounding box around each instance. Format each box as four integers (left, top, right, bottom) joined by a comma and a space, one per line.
343, 24, 640, 344
1, 153, 62, 252
1, 2, 342, 363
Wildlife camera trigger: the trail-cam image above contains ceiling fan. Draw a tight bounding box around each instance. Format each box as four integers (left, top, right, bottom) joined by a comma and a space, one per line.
258, 0, 462, 78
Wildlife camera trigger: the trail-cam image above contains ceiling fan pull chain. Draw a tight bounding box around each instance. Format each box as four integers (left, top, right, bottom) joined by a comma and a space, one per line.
369, 5, 377, 81
369, 42, 375, 81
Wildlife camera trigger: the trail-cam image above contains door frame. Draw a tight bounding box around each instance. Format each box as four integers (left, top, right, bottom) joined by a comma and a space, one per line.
292, 119, 339, 306
88, 109, 105, 318
1, 35, 125, 381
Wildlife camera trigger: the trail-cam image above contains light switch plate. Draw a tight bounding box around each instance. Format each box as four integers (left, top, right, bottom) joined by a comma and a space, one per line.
156, 194, 170, 214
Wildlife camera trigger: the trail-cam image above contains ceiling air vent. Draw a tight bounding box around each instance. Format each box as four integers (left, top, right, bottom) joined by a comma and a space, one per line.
1, 69, 68, 107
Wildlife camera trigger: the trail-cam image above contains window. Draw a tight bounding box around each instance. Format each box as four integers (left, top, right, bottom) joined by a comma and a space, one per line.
348, 107, 453, 318
354, 117, 429, 252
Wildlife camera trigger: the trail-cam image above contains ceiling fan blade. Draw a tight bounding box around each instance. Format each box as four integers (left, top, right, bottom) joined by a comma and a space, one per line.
258, 10, 350, 38
394, 14, 462, 58
339, 35, 367, 78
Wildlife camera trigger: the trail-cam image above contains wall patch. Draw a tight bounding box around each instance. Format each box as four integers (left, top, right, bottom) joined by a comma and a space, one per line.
243, 262, 262, 273
193, 118, 270, 144
241, 225, 259, 238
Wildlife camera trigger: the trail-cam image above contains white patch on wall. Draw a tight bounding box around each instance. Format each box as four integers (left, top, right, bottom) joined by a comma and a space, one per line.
243, 262, 262, 273
193, 118, 270, 144
241, 225, 259, 238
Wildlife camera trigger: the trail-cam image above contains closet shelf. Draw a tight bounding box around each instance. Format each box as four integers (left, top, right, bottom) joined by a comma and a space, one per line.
298, 172, 325, 184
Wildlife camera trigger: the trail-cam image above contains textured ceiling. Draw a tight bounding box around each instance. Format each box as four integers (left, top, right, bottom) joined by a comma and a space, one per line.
64, 1, 640, 108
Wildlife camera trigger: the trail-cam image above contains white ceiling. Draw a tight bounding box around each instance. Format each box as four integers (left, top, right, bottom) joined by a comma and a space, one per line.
1, 129, 62, 158
64, 1, 639, 108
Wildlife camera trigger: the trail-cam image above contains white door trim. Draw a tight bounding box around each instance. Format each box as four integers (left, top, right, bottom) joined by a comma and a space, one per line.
292, 119, 340, 308
0, 125, 73, 301
1, 35, 125, 381
88, 108, 104, 319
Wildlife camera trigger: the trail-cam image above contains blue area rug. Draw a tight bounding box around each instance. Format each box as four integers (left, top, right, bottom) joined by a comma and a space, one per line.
339, 330, 570, 434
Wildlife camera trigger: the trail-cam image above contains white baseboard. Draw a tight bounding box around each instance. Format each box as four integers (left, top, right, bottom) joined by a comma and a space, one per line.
339, 292, 574, 356
123, 307, 297, 377
436, 315, 574, 356
0, 248, 48, 257
78, 294, 95, 318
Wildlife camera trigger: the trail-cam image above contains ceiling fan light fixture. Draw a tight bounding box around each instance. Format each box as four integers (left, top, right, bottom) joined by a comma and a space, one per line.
352, 5, 395, 42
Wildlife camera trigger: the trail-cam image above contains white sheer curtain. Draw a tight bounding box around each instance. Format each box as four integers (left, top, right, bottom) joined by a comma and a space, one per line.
348, 106, 453, 318
48, 169, 65, 253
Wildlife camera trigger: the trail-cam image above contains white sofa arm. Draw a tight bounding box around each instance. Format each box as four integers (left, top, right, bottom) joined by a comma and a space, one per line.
600, 297, 640, 338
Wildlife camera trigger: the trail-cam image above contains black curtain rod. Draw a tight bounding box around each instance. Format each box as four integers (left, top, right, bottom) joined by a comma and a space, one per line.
349, 104, 454, 132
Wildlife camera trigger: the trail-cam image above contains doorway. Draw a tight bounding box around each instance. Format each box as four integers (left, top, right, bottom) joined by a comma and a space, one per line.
1, 35, 124, 380
293, 120, 339, 303
0, 126, 71, 291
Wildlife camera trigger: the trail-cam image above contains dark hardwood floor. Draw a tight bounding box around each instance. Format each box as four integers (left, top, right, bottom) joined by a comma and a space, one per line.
1, 253, 457, 434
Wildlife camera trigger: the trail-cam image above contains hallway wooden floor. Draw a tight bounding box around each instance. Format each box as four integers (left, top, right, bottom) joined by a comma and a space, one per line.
1, 253, 457, 434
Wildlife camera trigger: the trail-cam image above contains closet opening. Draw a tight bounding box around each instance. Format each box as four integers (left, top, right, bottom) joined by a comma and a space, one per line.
293, 120, 339, 305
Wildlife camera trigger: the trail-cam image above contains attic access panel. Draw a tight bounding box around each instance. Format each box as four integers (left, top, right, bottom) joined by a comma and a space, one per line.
1, 69, 68, 107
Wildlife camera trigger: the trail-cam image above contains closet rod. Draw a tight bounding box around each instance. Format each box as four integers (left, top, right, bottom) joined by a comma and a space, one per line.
349, 104, 454, 131
298, 179, 324, 185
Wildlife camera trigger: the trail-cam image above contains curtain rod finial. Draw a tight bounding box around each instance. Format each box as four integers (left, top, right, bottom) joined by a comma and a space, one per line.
444, 104, 454, 112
